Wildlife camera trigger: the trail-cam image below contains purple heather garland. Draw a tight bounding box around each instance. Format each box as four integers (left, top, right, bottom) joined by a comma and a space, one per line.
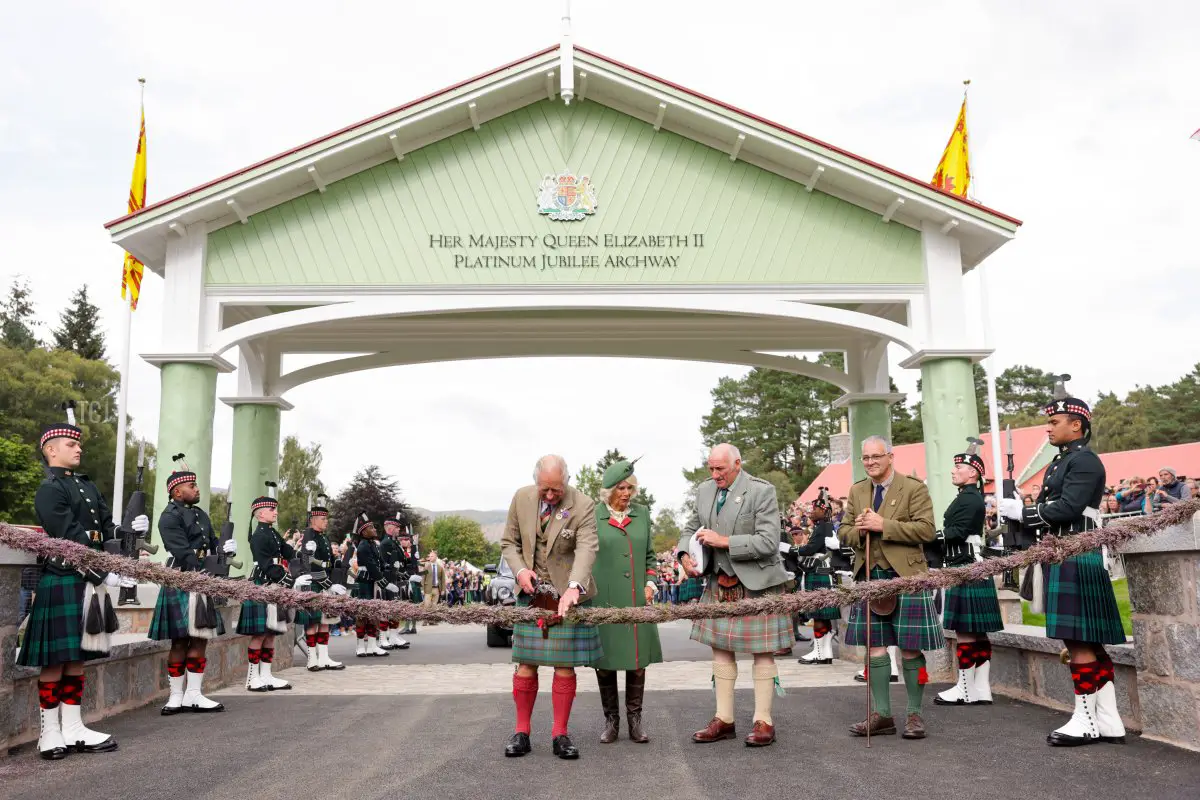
2, 498, 1195, 626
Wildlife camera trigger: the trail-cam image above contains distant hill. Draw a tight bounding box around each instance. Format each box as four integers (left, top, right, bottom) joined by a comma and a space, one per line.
414, 508, 508, 542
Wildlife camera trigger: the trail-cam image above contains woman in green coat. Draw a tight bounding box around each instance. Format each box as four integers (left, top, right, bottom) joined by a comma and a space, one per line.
592, 459, 663, 744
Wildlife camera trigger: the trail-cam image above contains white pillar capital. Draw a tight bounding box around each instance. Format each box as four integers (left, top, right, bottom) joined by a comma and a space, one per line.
898, 348, 993, 370
832, 392, 906, 410
141, 353, 236, 372
219, 396, 295, 411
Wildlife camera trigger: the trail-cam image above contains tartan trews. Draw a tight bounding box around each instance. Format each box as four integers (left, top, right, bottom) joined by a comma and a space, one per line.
1045, 550, 1126, 644
690, 581, 794, 654
845, 566, 945, 651
943, 578, 1004, 633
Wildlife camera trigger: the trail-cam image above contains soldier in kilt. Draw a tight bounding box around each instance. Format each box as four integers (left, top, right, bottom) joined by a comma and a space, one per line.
795, 492, 842, 666
398, 531, 420, 634
378, 515, 411, 650
236, 483, 305, 692
999, 377, 1127, 746
500, 455, 601, 760
841, 436, 942, 740
936, 439, 1003, 707
677, 444, 792, 748
296, 494, 347, 671
150, 458, 238, 714
353, 515, 396, 657
20, 406, 133, 759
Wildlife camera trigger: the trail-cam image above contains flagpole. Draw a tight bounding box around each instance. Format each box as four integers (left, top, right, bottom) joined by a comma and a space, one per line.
112, 77, 145, 515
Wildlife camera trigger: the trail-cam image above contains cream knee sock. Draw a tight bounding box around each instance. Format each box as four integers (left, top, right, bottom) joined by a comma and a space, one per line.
713, 660, 738, 723
752, 663, 779, 725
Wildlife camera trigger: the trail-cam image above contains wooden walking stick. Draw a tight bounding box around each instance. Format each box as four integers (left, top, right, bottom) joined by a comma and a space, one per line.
865, 529, 871, 748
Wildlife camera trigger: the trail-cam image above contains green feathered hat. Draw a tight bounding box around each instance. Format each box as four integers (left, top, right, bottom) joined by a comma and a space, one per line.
602, 457, 641, 489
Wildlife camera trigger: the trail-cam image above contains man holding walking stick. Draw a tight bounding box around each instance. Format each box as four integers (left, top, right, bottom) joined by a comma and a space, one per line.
840, 436, 941, 740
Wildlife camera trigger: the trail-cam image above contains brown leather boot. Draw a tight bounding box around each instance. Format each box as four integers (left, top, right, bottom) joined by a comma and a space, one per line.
625, 669, 649, 743
596, 670, 620, 744
903, 713, 926, 739
849, 712, 897, 736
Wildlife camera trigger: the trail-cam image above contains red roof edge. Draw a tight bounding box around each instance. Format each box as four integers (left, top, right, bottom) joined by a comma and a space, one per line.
104, 45, 559, 230
575, 46, 1022, 227
107, 43, 1022, 231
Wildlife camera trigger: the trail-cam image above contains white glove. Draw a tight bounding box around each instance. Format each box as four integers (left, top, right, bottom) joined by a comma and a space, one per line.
222, 539, 238, 554
119, 576, 137, 589
330, 584, 348, 596
293, 574, 313, 590
393, 561, 401, 569
305, 540, 317, 553
999, 497, 1025, 521
103, 573, 120, 587
131, 514, 150, 533
824, 535, 841, 550
386, 583, 400, 594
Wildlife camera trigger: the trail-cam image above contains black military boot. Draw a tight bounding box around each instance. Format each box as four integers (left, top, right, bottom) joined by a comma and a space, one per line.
596, 669, 619, 743
625, 669, 649, 743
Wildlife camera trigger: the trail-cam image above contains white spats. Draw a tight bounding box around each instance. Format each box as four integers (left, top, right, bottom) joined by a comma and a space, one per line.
307, 643, 321, 671
317, 643, 344, 670
59, 703, 117, 752
38, 706, 67, 760
356, 638, 368, 658
246, 661, 267, 692
367, 636, 389, 657
799, 635, 833, 664
935, 667, 977, 705
259, 659, 291, 690
1048, 691, 1101, 746
1094, 682, 1126, 743
973, 659, 993, 704
183, 670, 224, 712
162, 674, 185, 715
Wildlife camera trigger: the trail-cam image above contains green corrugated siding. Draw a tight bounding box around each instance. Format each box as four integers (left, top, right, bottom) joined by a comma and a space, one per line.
205, 101, 923, 286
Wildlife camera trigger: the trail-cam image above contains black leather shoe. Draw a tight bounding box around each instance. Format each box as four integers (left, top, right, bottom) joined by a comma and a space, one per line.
552, 734, 580, 759
504, 732, 532, 757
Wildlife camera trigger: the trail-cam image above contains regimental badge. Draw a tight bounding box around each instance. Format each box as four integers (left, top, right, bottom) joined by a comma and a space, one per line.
536, 171, 597, 221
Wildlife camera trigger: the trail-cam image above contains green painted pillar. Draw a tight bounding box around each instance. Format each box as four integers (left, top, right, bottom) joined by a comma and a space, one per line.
847, 399, 893, 483
227, 403, 283, 577
151, 363, 219, 561
919, 357, 981, 520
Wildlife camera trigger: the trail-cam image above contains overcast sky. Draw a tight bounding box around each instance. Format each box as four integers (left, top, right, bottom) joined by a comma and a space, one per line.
3, 1, 1198, 513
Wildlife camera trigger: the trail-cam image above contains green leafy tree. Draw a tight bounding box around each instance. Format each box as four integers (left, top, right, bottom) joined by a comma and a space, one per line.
0, 435, 44, 523
577, 449, 656, 513
328, 465, 412, 542
209, 489, 230, 534
650, 508, 681, 554
1147, 363, 1200, 447
890, 377, 923, 444
51, 286, 106, 361
575, 464, 601, 501
425, 515, 494, 564
995, 365, 1059, 427
1, 276, 40, 351
276, 436, 324, 531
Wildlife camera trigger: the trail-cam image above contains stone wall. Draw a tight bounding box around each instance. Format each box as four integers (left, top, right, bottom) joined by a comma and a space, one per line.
2, 559, 295, 756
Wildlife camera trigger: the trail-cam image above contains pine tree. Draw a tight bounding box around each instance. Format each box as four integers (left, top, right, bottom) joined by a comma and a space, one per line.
1, 276, 40, 351
52, 286, 106, 360
328, 465, 413, 544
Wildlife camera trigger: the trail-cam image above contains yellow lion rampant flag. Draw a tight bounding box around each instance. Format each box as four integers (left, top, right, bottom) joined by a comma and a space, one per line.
120, 103, 147, 310
931, 96, 970, 198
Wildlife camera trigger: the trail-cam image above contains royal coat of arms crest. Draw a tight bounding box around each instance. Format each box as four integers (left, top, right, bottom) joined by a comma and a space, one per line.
536, 171, 597, 221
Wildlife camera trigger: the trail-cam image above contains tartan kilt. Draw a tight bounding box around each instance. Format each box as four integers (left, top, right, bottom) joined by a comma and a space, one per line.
511, 597, 603, 667
943, 578, 1003, 633
235, 600, 270, 635
845, 567, 945, 651
801, 571, 842, 621
677, 576, 704, 603
149, 586, 227, 640
17, 571, 107, 667
690, 580, 793, 654
1045, 550, 1126, 644
409, 582, 424, 604
353, 581, 375, 601
293, 584, 324, 627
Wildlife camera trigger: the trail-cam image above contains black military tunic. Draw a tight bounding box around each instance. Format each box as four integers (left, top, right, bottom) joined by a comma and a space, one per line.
17, 468, 117, 667
941, 486, 1003, 633
793, 521, 840, 620
235, 522, 296, 635
148, 500, 220, 641
295, 527, 337, 627
354, 538, 385, 600
1017, 441, 1123, 643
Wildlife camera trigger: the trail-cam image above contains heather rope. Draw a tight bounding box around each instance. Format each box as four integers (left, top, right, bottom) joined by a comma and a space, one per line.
2, 499, 1196, 626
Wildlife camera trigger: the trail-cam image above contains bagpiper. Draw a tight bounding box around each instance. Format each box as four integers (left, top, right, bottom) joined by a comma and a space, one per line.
19, 402, 133, 759
235, 481, 308, 691
295, 493, 347, 671
378, 514, 411, 650
999, 376, 1126, 746
149, 454, 238, 714
795, 489, 843, 666
353, 514, 396, 657
935, 438, 1003, 707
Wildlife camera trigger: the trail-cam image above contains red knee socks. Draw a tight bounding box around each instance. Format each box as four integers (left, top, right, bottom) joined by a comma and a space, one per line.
551, 672, 577, 737
59, 674, 84, 705
247, 648, 261, 664
260, 648, 274, 664
316, 631, 330, 645
185, 656, 206, 674
813, 621, 830, 638
973, 640, 992, 666
513, 674, 538, 734
305, 633, 317, 648
38, 681, 60, 709
167, 660, 187, 678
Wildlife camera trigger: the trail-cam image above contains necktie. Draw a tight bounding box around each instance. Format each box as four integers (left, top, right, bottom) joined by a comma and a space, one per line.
716, 489, 728, 514
539, 501, 553, 532
433, 564, 438, 584
872, 484, 884, 513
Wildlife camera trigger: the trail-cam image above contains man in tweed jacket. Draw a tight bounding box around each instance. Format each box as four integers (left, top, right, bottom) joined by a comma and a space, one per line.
500, 454, 599, 761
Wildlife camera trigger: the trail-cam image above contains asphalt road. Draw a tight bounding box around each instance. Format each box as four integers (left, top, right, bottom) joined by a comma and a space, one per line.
5, 686, 1197, 800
